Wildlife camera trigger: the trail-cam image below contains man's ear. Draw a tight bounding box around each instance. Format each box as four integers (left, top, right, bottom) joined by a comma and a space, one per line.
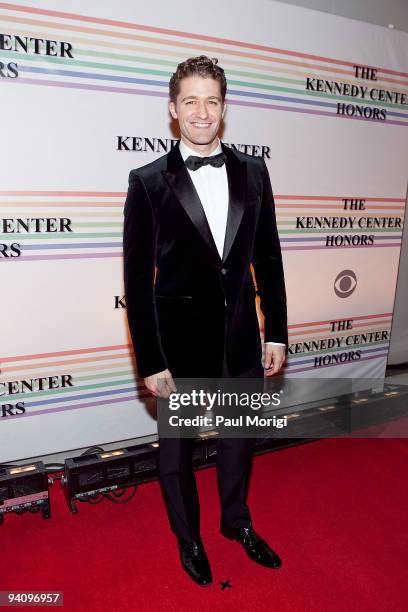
169, 100, 178, 119
221, 101, 226, 119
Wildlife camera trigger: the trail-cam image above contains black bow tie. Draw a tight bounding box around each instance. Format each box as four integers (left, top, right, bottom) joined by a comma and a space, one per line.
184, 151, 226, 171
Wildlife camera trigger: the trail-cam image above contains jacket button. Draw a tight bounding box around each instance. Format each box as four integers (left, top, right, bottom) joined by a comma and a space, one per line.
220, 267, 228, 275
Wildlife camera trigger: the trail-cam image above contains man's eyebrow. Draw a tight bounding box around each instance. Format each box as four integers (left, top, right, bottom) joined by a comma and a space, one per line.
181, 95, 221, 102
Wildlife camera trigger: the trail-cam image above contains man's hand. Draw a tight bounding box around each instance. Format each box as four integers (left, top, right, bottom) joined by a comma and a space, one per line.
264, 345, 286, 376
144, 368, 177, 398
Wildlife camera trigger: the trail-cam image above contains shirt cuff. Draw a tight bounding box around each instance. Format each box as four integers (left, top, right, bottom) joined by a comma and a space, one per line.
264, 342, 286, 346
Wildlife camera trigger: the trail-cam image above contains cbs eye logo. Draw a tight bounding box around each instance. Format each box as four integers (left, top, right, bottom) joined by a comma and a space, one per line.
334, 269, 357, 298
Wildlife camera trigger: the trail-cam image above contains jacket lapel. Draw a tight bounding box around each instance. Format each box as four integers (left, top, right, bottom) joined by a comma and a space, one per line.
221, 142, 247, 263
162, 143, 220, 263
162, 141, 247, 265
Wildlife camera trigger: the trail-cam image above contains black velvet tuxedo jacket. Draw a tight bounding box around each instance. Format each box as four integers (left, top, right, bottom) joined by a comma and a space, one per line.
123, 141, 288, 379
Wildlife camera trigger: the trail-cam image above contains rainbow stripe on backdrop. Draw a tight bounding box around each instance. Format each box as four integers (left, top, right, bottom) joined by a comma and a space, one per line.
0, 2, 408, 125
0, 190, 124, 262
0, 311, 392, 419
0, 343, 149, 419
0, 191, 404, 261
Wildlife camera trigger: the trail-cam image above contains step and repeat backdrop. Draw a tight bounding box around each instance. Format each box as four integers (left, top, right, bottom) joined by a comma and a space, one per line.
1, 0, 407, 461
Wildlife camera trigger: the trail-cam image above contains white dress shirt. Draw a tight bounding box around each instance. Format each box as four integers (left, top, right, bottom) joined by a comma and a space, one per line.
179, 139, 228, 258
179, 138, 285, 348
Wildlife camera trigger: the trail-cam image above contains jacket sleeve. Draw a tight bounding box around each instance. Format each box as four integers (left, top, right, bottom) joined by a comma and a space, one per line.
252, 159, 288, 348
123, 170, 168, 378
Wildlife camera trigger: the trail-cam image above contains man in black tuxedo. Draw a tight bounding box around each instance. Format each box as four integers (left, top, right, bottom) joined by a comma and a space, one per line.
123, 56, 288, 586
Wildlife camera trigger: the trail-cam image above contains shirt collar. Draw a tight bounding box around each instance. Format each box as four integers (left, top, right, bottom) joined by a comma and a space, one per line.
179, 138, 222, 161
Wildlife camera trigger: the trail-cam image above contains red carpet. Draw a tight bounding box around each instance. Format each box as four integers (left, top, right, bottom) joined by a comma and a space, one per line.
2, 438, 408, 611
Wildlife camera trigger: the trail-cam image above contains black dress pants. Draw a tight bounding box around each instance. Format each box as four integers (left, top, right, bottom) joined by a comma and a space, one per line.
157, 350, 263, 543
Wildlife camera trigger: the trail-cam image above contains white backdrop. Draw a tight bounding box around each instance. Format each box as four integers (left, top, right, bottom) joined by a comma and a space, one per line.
1, 0, 407, 461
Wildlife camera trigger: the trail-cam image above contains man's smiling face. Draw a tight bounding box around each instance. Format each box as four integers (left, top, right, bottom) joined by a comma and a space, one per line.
169, 75, 226, 154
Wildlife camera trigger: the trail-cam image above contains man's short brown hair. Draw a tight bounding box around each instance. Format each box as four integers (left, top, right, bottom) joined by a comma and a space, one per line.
169, 55, 227, 102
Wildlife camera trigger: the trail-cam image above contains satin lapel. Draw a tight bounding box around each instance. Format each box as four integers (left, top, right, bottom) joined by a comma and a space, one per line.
221, 143, 247, 263
162, 143, 221, 264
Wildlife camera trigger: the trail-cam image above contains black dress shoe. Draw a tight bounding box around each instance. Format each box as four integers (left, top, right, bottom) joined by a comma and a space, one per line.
178, 537, 213, 586
220, 522, 282, 569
